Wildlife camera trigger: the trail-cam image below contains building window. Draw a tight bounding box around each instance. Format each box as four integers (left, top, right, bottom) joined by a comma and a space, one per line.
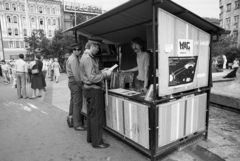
47, 8, 50, 14
13, 16, 17, 23
49, 30, 52, 37
233, 31, 238, 37
23, 29, 27, 36
220, 6, 223, 13
48, 19, 51, 25
5, 3, 10, 10
39, 6, 43, 13
15, 29, 18, 36
52, 8, 55, 14
22, 17, 26, 24
40, 18, 43, 25
21, 4, 25, 11
9, 41, 14, 48
227, 3, 231, 12
235, 1, 240, 9
7, 15, 11, 23
53, 19, 56, 25
220, 20, 223, 27
24, 42, 28, 48
16, 41, 20, 48
8, 28, 12, 36
30, 5, 34, 12
12, 3, 17, 11
226, 17, 231, 29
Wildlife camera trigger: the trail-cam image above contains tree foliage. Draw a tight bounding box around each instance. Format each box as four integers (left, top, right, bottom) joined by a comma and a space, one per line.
24, 29, 75, 63
212, 36, 240, 63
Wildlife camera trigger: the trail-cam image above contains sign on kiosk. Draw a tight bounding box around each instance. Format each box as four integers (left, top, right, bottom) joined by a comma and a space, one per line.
178, 39, 193, 56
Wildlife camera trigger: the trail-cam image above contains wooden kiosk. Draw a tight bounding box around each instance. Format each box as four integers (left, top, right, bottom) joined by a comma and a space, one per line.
64, 0, 225, 160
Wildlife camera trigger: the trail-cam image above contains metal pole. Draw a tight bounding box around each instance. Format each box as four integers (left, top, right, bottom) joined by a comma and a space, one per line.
74, 0, 77, 26
0, 20, 5, 60
25, 0, 30, 36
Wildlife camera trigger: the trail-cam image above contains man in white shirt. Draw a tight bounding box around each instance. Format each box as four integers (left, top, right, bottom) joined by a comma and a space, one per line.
15, 54, 28, 99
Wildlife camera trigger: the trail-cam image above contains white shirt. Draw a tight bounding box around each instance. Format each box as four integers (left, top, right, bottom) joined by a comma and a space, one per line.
1, 64, 9, 71
42, 60, 47, 71
15, 59, 28, 73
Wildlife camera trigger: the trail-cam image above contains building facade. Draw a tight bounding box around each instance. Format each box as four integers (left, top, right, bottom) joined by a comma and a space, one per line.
219, 0, 240, 44
0, 0, 61, 60
61, 0, 102, 31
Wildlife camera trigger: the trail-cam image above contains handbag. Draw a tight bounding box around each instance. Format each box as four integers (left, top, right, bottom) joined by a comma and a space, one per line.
32, 61, 39, 75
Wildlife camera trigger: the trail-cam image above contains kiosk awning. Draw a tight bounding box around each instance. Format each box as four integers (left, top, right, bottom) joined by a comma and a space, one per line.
63, 0, 225, 44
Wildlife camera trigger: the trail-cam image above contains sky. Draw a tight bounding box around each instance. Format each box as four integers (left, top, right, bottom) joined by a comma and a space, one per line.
69, 0, 219, 18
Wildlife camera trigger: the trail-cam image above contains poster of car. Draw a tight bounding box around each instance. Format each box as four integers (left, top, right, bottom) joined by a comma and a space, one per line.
168, 56, 198, 87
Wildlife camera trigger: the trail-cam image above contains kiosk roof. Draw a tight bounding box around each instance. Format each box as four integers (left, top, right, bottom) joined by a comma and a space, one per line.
63, 0, 225, 44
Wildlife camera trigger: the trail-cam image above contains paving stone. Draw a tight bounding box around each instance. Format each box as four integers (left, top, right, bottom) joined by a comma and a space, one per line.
208, 145, 240, 159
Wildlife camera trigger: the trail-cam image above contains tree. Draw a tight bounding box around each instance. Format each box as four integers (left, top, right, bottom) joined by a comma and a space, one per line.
24, 29, 46, 55
48, 29, 75, 63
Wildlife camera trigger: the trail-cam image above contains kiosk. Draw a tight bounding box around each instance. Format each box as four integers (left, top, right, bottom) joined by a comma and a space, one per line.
64, 0, 225, 160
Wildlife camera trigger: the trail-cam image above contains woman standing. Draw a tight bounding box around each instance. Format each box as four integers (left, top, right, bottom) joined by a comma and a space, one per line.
52, 58, 61, 83
30, 55, 45, 99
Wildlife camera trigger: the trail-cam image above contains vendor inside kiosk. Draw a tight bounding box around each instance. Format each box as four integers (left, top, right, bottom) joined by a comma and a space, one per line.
64, 0, 225, 160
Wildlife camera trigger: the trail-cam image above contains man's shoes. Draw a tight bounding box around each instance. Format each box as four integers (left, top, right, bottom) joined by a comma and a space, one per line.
67, 116, 73, 128
24, 97, 28, 99
74, 126, 87, 131
92, 143, 110, 149
43, 88, 47, 92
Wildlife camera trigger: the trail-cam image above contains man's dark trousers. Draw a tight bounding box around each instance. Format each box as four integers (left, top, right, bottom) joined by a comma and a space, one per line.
50, 69, 54, 81
84, 88, 104, 146
68, 77, 83, 127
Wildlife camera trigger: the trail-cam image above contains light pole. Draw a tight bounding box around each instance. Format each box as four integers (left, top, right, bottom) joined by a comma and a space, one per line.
0, 20, 5, 60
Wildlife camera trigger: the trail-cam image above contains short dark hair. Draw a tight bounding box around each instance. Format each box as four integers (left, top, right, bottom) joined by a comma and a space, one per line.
131, 37, 144, 47
19, 54, 24, 59
36, 55, 41, 60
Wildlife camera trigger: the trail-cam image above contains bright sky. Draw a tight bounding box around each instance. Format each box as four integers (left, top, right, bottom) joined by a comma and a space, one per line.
70, 0, 219, 18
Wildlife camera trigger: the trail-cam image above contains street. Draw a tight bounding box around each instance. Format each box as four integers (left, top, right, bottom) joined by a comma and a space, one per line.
0, 74, 240, 161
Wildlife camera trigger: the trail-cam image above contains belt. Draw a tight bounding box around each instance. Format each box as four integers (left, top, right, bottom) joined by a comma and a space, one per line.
16, 71, 25, 73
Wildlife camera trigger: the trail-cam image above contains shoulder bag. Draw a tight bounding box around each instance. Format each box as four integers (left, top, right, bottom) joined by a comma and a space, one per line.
32, 61, 39, 75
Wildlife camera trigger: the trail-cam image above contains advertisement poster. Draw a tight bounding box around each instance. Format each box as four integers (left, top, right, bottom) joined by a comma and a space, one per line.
168, 56, 198, 87
178, 39, 193, 56
64, 2, 102, 14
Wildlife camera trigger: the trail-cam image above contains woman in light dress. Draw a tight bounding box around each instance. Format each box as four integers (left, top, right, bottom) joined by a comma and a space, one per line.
52, 58, 61, 83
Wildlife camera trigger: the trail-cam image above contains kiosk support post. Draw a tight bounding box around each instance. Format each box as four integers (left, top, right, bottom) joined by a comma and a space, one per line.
205, 31, 214, 140
152, 1, 157, 101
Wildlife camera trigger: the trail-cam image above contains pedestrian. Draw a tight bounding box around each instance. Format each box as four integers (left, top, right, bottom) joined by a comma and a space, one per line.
222, 54, 227, 69
79, 39, 112, 148
15, 54, 28, 99
49, 58, 54, 81
66, 43, 86, 131
29, 55, 45, 99
41, 56, 47, 91
1, 60, 10, 85
52, 58, 61, 83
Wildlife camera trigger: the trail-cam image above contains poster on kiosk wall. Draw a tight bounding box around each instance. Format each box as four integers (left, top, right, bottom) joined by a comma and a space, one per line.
168, 39, 198, 87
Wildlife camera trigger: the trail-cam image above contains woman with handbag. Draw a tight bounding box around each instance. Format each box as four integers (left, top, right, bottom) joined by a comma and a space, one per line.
29, 55, 46, 99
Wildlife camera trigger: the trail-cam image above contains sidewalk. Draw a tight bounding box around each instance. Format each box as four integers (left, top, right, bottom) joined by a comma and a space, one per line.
46, 74, 240, 161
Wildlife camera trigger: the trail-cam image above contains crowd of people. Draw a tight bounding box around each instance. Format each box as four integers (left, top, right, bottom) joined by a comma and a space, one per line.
0, 55, 62, 99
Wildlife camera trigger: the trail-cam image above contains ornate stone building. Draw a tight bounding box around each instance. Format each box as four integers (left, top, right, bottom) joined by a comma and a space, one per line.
0, 0, 61, 60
